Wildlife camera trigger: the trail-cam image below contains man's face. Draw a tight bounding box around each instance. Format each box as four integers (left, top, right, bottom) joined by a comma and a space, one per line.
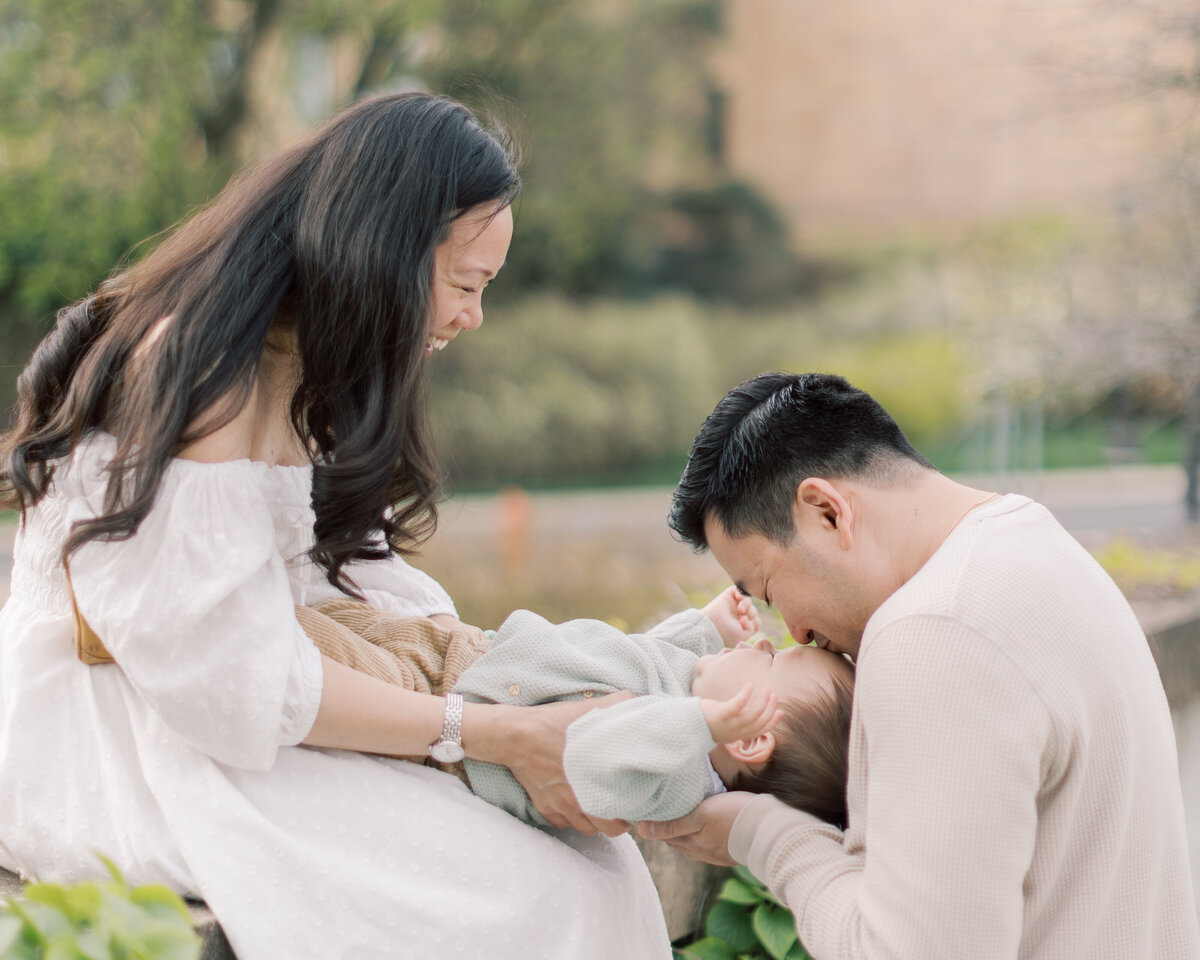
703, 511, 874, 660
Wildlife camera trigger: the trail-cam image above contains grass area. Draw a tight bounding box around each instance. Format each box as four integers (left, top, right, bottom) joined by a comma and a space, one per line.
446, 414, 1187, 495
1092, 538, 1200, 602
924, 418, 1183, 477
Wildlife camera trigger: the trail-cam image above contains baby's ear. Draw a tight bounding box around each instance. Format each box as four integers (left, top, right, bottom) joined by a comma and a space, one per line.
722, 731, 776, 767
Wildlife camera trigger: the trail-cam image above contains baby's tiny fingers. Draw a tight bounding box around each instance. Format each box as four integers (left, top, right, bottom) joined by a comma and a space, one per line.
749, 690, 779, 726
728, 683, 757, 714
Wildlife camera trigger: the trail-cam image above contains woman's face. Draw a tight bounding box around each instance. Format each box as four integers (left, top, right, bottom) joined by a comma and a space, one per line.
426, 203, 513, 355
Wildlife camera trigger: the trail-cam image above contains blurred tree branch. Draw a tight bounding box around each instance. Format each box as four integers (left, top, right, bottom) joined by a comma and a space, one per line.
198, 0, 283, 159
0, 0, 806, 420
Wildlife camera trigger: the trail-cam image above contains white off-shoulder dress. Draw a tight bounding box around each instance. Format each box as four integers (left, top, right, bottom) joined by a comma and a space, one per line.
0, 435, 670, 959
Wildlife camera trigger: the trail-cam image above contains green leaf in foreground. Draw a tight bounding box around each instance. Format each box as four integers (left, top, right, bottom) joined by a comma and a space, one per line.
785, 939, 815, 960
129, 885, 194, 924
731, 865, 781, 905
23, 882, 102, 927
717, 877, 762, 906
752, 903, 798, 960
0, 916, 22, 955
0, 856, 201, 960
704, 899, 759, 954
673, 935, 738, 960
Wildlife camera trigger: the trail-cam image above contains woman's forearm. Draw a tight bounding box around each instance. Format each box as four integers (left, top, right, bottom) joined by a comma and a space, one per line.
303, 654, 523, 761
302, 655, 628, 835
304, 655, 445, 755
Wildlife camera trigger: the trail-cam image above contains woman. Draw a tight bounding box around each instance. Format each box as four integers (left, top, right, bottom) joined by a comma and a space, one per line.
0, 93, 671, 958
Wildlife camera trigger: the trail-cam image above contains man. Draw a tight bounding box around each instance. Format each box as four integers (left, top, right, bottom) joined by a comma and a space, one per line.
641, 372, 1198, 958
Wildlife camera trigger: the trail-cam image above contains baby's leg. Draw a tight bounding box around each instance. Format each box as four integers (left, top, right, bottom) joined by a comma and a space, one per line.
295, 600, 485, 781
294, 602, 420, 688
303, 599, 490, 696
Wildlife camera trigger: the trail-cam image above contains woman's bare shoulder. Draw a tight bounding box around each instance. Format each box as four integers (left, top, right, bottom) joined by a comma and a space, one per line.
177, 419, 255, 464
177, 381, 309, 467
176, 381, 260, 464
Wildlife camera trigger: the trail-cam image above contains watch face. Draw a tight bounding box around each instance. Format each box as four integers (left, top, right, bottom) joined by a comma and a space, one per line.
430, 740, 465, 763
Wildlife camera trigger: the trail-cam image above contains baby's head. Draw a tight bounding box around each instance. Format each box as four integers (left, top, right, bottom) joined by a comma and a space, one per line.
692, 639, 855, 828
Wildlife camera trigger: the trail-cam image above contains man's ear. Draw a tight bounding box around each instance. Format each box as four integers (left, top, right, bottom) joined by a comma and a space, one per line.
797, 477, 854, 549
722, 730, 776, 766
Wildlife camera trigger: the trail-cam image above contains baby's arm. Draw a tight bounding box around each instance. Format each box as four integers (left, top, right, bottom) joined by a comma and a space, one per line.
563, 695, 722, 822
700, 683, 782, 745
701, 586, 761, 648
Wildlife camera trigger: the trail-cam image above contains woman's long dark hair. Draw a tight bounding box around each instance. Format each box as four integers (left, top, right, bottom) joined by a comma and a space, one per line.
0, 92, 521, 592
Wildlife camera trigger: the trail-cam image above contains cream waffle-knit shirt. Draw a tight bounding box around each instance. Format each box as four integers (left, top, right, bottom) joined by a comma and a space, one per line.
729, 494, 1198, 959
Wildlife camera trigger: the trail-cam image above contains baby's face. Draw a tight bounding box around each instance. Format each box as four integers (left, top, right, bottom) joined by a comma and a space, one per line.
692, 637, 850, 703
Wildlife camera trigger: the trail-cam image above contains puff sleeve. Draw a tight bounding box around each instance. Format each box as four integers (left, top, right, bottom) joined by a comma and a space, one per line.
62, 455, 323, 770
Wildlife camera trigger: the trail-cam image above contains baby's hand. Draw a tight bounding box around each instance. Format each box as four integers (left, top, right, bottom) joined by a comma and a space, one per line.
701, 585, 761, 648
700, 683, 782, 745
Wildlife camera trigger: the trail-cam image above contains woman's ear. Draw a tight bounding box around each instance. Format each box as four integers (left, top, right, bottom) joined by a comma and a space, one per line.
722, 730, 776, 767
797, 478, 854, 550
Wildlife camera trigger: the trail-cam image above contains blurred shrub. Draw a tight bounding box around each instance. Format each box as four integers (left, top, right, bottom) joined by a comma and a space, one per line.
0, 855, 200, 960
430, 296, 721, 488
674, 864, 812, 960
1092, 538, 1200, 600
430, 297, 983, 490
798, 333, 974, 461
648, 181, 809, 304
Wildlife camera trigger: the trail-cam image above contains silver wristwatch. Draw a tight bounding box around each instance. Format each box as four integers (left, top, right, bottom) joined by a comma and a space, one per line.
429, 692, 465, 763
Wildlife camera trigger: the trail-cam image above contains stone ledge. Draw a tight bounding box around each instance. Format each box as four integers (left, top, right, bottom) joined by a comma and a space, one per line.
1140, 598, 1200, 708
635, 833, 726, 942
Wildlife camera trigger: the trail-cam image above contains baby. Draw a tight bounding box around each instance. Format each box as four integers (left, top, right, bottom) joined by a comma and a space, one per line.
298, 587, 854, 829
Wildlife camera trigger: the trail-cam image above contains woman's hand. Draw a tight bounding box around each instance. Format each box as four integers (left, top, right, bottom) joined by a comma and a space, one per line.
462, 692, 633, 836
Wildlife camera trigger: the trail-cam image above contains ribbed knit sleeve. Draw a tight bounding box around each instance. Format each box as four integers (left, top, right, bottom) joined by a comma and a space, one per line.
734, 617, 1049, 959
727, 496, 1199, 959
564, 695, 716, 821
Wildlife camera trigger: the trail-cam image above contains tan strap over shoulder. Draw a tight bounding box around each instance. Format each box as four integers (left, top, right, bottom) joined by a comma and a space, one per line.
63, 558, 115, 665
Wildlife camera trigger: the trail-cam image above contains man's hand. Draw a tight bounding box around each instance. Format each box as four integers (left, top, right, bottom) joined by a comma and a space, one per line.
638, 791, 757, 865
701, 683, 782, 745
501, 692, 633, 837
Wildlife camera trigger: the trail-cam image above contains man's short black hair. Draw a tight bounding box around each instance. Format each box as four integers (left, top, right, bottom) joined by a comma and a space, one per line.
668, 372, 932, 550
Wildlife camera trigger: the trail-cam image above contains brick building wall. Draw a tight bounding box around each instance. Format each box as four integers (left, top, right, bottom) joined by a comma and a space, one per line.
713, 0, 1187, 247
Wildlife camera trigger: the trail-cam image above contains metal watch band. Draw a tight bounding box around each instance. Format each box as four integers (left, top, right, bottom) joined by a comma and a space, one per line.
440, 692, 463, 746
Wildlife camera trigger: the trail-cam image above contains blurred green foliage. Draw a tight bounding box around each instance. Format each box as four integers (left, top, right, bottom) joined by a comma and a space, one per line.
0, 855, 200, 960
1, 3, 1195, 492
0, 0, 216, 353
418, 0, 776, 299
430, 296, 985, 489
0, 0, 802, 348
1092, 538, 1200, 601
431, 296, 720, 488
803, 333, 973, 457
428, 285, 1193, 490
674, 865, 812, 960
